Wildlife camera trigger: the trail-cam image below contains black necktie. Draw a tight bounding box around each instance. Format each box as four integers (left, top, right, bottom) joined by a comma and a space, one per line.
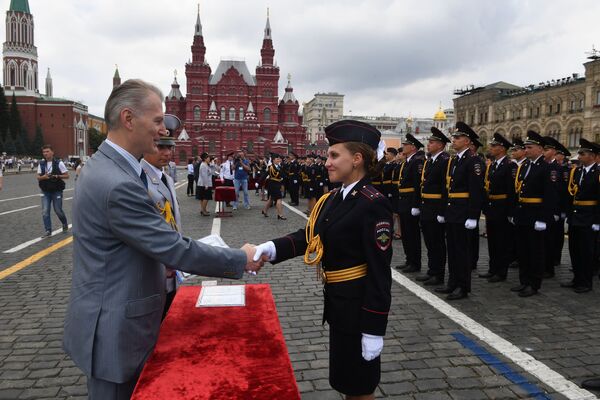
160, 173, 168, 186
580, 168, 586, 186
140, 170, 148, 188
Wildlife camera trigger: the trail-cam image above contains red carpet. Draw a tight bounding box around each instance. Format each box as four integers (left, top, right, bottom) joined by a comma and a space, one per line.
132, 284, 300, 400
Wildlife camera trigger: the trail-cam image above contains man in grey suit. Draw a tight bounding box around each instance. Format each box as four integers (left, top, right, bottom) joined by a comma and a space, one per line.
141, 113, 182, 319
63, 79, 264, 400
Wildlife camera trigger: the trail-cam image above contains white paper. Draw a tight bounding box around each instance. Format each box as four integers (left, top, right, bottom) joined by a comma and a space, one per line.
196, 285, 246, 307
178, 235, 231, 282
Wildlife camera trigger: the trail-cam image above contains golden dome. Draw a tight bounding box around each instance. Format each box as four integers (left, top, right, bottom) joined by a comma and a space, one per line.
433, 104, 447, 121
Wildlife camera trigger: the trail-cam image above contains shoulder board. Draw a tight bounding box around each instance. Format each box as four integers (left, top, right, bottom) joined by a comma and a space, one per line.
360, 185, 384, 201
439, 152, 450, 161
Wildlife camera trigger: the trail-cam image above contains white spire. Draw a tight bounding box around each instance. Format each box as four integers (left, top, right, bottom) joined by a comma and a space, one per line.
264, 8, 271, 39
45, 68, 53, 97
195, 3, 202, 36
178, 128, 190, 141
247, 101, 254, 113
209, 100, 217, 111
273, 129, 286, 143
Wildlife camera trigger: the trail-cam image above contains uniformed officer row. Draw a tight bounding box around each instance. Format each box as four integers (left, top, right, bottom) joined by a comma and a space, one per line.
394, 122, 600, 299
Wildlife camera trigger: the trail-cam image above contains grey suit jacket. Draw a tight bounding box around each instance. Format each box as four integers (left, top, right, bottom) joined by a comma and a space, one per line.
140, 159, 181, 231
63, 141, 246, 383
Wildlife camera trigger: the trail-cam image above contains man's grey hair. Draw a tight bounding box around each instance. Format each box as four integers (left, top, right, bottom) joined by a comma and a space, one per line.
104, 79, 164, 130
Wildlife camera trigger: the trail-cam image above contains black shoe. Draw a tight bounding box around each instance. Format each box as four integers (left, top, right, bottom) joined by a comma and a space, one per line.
478, 272, 493, 279
277, 215, 287, 220
416, 274, 431, 282
424, 276, 444, 286
543, 271, 555, 279
261, 210, 269, 217
581, 378, 600, 390
403, 265, 421, 273
62, 224, 69, 233
574, 286, 592, 294
395, 263, 409, 270
447, 287, 468, 300
508, 260, 519, 269
518, 286, 538, 297
560, 281, 575, 288
435, 286, 455, 294
42, 231, 52, 238
510, 284, 527, 292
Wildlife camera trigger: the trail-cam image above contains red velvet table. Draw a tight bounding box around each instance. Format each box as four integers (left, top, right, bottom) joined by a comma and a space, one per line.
131, 284, 300, 400
214, 186, 236, 217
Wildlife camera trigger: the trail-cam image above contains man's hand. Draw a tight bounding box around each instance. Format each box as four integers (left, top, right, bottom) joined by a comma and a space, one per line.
410, 208, 420, 217
241, 244, 266, 273
465, 219, 477, 230
592, 224, 600, 232
361, 334, 383, 361
436, 215, 445, 224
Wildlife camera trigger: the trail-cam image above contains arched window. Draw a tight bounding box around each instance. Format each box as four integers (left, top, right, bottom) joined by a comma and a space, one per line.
9, 64, 16, 86
10, 19, 16, 42
209, 140, 216, 153
264, 108, 271, 122
193, 106, 201, 120
21, 20, 26, 44
247, 139, 254, 152
179, 150, 187, 162
229, 107, 236, 121
220, 107, 226, 120
568, 127, 582, 148
239, 107, 244, 121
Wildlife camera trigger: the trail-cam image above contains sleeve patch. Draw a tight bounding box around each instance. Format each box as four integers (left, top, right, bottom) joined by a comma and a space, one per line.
474, 163, 482, 176
375, 221, 392, 251
550, 170, 558, 182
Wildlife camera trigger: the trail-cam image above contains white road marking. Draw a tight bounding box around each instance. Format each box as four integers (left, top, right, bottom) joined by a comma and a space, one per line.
211, 202, 221, 236
283, 201, 596, 400
282, 201, 309, 219
0, 197, 73, 216
4, 224, 73, 254
0, 188, 73, 203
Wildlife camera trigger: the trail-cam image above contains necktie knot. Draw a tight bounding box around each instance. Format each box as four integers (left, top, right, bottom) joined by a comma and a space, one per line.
140, 170, 148, 188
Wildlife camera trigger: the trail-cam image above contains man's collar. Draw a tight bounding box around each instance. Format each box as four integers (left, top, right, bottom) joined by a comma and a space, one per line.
496, 155, 507, 165
457, 148, 469, 158
105, 138, 142, 175
341, 179, 361, 200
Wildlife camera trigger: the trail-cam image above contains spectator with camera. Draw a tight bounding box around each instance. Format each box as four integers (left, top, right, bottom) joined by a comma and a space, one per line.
37, 144, 69, 237
233, 150, 251, 210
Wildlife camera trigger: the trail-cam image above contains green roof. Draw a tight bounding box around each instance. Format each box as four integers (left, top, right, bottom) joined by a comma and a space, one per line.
9, 0, 30, 13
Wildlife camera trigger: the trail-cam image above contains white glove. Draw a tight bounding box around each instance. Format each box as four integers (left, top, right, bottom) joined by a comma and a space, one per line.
436, 215, 445, 224
465, 219, 477, 230
361, 334, 383, 361
319, 182, 324, 186
553, 215, 559, 222
253, 241, 276, 262
411, 208, 420, 217
293, 180, 298, 184
254, 182, 259, 188
508, 216, 515, 225
592, 224, 600, 232
534, 221, 547, 231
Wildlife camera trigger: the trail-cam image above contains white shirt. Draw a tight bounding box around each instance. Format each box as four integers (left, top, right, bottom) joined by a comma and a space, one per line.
37, 159, 68, 175
187, 163, 194, 174
430, 151, 443, 162
495, 155, 507, 167
105, 139, 142, 176
341, 180, 360, 200
456, 148, 469, 159
220, 160, 235, 180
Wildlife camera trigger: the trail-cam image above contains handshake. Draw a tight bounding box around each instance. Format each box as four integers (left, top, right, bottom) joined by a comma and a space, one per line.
240, 241, 277, 274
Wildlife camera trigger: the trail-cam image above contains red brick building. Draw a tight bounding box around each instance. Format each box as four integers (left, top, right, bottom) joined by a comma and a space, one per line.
165, 9, 307, 162
3, 0, 89, 159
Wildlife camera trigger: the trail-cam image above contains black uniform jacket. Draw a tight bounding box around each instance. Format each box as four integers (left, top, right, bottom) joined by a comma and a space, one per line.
271, 177, 393, 336
443, 151, 485, 223
398, 153, 424, 213
566, 164, 600, 227
549, 160, 569, 214
420, 151, 449, 222
512, 156, 559, 226
382, 162, 395, 200
286, 161, 301, 185
483, 156, 516, 222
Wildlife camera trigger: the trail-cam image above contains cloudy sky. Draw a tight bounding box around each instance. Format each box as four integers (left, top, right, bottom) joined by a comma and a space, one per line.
21, 0, 600, 119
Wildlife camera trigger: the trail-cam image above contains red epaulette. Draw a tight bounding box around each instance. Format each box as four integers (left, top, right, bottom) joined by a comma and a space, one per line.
359, 185, 383, 201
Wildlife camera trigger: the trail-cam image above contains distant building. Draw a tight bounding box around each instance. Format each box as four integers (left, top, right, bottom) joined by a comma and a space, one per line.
2, 0, 92, 158
453, 53, 600, 149
163, 8, 307, 162
302, 92, 344, 155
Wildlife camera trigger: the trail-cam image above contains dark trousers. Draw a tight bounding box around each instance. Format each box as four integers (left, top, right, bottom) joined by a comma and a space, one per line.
223, 178, 234, 187
446, 222, 472, 291
399, 211, 421, 268
421, 219, 446, 278
508, 223, 518, 264
569, 225, 597, 288
551, 218, 565, 266
543, 221, 558, 275
516, 225, 545, 290
187, 174, 195, 195
471, 227, 480, 270
487, 219, 511, 278
87, 375, 139, 400
289, 183, 300, 204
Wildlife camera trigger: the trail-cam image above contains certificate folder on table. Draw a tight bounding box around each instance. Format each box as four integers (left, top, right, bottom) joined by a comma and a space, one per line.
196, 285, 246, 307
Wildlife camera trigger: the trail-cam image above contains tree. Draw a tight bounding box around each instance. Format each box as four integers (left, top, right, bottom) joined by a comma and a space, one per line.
0, 87, 9, 142
4, 133, 16, 155
31, 125, 45, 155
88, 127, 106, 152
